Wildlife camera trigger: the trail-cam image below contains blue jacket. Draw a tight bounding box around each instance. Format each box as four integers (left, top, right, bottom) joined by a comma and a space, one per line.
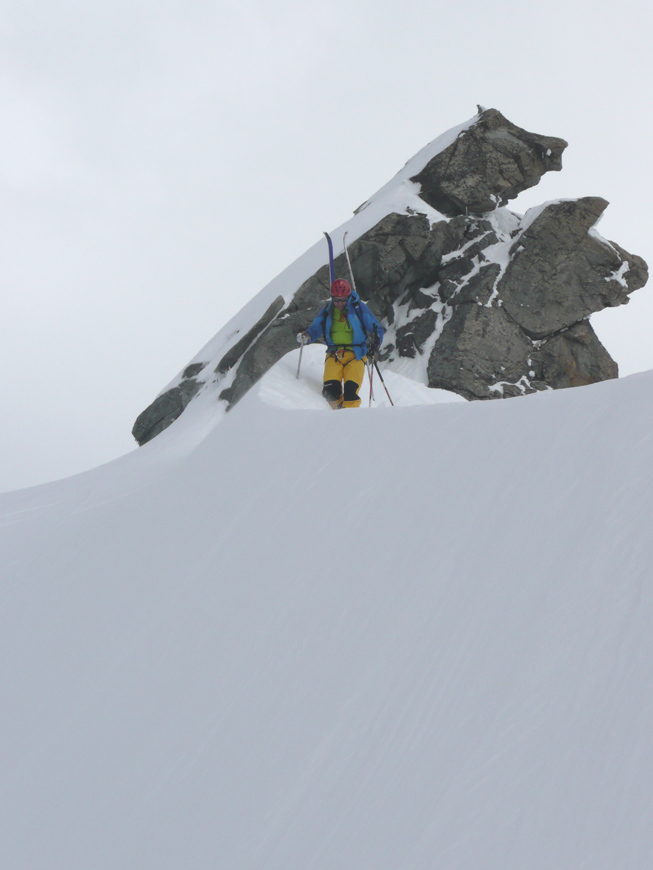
305, 292, 385, 361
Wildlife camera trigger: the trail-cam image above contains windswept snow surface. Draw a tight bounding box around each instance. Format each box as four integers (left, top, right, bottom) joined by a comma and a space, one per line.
2, 371, 653, 869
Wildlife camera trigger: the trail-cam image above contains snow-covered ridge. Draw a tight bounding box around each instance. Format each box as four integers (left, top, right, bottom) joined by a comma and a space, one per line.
355, 114, 480, 214
3, 365, 653, 869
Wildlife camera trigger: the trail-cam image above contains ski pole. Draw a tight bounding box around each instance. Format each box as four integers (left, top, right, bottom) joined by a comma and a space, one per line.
368, 359, 375, 406
343, 231, 358, 294
373, 359, 394, 406
296, 340, 304, 379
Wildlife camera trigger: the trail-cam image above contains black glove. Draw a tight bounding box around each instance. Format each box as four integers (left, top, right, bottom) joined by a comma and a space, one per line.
367, 333, 380, 356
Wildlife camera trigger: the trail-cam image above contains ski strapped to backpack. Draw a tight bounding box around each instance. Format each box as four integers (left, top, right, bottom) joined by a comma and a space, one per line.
342, 231, 380, 359
342, 231, 358, 294
323, 231, 335, 285
322, 231, 364, 346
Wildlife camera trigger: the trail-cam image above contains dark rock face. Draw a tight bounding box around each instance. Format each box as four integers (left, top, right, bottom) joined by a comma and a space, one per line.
410, 109, 567, 216
427, 306, 618, 401
132, 374, 205, 445
427, 304, 535, 399
530, 321, 618, 390
499, 198, 648, 338
219, 275, 330, 407
215, 296, 286, 376
133, 296, 288, 444
133, 108, 649, 445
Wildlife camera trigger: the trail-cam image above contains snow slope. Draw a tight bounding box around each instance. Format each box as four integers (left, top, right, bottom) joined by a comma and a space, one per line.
2, 361, 653, 869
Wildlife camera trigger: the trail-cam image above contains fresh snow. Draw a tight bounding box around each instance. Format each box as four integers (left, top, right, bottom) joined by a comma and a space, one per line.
255, 344, 465, 410
2, 366, 653, 869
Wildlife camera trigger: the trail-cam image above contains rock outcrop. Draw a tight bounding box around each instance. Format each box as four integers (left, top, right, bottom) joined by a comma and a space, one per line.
132, 108, 648, 445
410, 108, 566, 216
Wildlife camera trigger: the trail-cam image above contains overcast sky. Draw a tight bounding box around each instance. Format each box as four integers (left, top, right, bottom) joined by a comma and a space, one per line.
2, 0, 652, 492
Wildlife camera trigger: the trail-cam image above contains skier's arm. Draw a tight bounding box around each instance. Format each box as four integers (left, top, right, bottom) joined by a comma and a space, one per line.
359, 302, 385, 346
305, 307, 328, 343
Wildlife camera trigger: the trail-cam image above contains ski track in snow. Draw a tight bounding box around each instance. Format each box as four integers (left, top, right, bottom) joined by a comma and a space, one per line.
2, 367, 653, 869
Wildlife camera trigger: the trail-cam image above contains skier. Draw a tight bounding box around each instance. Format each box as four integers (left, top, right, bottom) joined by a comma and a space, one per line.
297, 278, 384, 409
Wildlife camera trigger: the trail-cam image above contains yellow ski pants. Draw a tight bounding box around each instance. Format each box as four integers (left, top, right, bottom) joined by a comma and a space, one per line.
323, 349, 366, 409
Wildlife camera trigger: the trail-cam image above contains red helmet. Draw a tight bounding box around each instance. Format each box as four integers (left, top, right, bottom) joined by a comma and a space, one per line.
331, 279, 351, 298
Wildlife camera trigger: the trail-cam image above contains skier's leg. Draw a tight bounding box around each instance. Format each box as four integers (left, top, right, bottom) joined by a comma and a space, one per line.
323, 354, 344, 409
341, 356, 366, 408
